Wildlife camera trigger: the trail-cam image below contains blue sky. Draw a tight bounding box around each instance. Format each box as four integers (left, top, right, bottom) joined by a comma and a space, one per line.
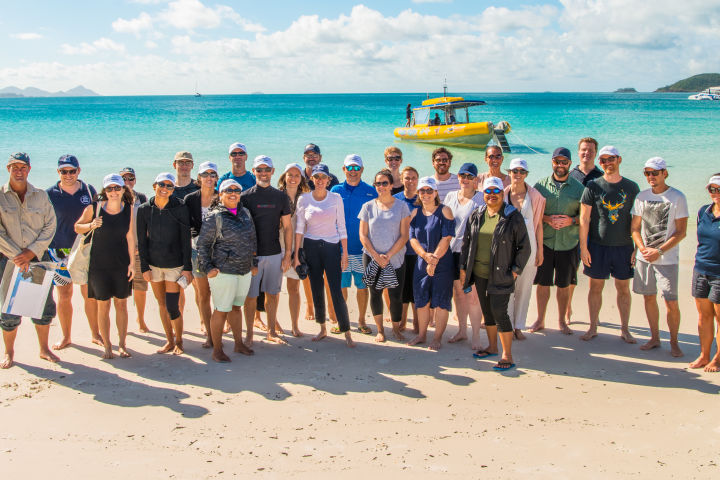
2, 0, 719, 95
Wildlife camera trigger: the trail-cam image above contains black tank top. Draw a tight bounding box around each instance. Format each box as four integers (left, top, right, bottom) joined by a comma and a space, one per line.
89, 202, 131, 271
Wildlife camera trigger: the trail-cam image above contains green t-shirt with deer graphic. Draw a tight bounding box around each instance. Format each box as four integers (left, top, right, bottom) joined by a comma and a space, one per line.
580, 176, 640, 247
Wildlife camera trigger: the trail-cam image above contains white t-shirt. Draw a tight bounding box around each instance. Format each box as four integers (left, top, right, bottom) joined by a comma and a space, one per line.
295, 191, 347, 243
630, 187, 688, 265
435, 174, 460, 203
444, 190, 485, 252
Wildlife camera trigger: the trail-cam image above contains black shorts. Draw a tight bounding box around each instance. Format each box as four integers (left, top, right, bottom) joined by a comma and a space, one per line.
452, 252, 461, 281
582, 241, 634, 280
402, 254, 416, 304
534, 245, 580, 288
692, 269, 720, 304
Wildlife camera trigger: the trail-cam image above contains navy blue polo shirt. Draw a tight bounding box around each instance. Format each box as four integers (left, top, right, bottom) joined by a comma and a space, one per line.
46, 181, 97, 249
695, 204, 720, 276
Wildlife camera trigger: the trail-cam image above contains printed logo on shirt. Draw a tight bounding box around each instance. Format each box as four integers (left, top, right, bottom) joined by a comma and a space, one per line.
256, 204, 277, 209
600, 190, 628, 224
80, 195, 91, 205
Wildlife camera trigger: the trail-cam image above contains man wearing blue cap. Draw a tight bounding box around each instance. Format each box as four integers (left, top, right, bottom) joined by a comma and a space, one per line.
218, 143, 256, 192
46, 154, 100, 350
1, 153, 58, 368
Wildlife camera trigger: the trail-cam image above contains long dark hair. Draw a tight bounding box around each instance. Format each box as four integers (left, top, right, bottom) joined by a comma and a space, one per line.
97, 185, 133, 205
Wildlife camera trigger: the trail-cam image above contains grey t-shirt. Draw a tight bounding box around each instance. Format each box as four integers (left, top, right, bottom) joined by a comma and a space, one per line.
358, 198, 411, 269
581, 176, 640, 246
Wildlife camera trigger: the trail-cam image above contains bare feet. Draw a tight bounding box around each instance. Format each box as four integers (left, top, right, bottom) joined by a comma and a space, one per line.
157, 342, 174, 354
244, 337, 253, 348
471, 339, 483, 351
212, 350, 231, 362
254, 318, 267, 332
266, 334, 287, 345
102, 347, 114, 360
559, 322, 573, 335
689, 356, 710, 369
312, 327, 327, 342
91, 335, 104, 347
513, 329, 526, 340
448, 332, 467, 344
428, 339, 442, 351
566, 305, 573, 324
670, 343, 684, 358
620, 331, 637, 344
1, 353, 14, 369
428, 318, 436, 328
118, 346, 131, 358
375, 332, 386, 343
52, 337, 72, 350
345, 332, 355, 348
201, 338, 213, 349
291, 328, 304, 337
172, 342, 184, 355
137, 321, 149, 333
384, 317, 392, 324
407, 335, 426, 346
704, 359, 720, 372
392, 328, 406, 341
529, 320, 545, 333
234, 343, 254, 355
580, 329, 597, 341
640, 339, 660, 351
39, 348, 60, 363
275, 323, 284, 335
304, 308, 315, 321
200, 323, 207, 335
223, 322, 232, 334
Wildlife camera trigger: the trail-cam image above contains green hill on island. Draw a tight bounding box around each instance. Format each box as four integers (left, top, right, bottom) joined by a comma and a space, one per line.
656, 73, 720, 92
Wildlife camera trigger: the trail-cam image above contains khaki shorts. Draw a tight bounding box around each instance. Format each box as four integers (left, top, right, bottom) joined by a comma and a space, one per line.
149, 265, 183, 283
133, 253, 148, 291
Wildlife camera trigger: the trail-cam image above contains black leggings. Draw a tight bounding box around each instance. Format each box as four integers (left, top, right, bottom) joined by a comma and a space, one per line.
303, 238, 350, 332
474, 277, 512, 333
362, 254, 405, 323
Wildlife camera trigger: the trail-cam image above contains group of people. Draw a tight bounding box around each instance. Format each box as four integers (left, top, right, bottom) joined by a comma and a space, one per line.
2, 138, 719, 372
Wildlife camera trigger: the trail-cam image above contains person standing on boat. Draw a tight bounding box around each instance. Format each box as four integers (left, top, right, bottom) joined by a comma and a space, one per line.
45, 154, 99, 350
405, 103, 412, 127
579, 146, 640, 343
570, 137, 603, 186
331, 155, 377, 335
383, 146, 405, 195
394, 166, 420, 333
477, 145, 510, 188
171, 151, 200, 199
218, 143, 257, 192
431, 147, 459, 203
529, 148, 584, 335
630, 157, 688, 357
302, 144, 339, 190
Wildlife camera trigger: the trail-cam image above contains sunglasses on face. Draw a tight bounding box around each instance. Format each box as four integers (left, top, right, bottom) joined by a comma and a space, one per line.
345, 165, 361, 172
199, 172, 217, 178
254, 167, 272, 173
487, 154, 503, 160
156, 182, 175, 190
386, 156, 402, 162
122, 176, 135, 182
312, 175, 328, 181
708, 186, 720, 194
222, 188, 242, 194
458, 173, 476, 180
553, 159, 571, 166
105, 185, 123, 192
599, 156, 618, 164
484, 188, 502, 195
374, 181, 390, 187
230, 152, 247, 157
643, 170, 663, 177
59, 169, 78, 175
175, 160, 193, 166
418, 188, 435, 195
509, 169, 527, 175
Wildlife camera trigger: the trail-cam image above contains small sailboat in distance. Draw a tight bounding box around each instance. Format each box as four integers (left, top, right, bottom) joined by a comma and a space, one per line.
194, 81, 201, 97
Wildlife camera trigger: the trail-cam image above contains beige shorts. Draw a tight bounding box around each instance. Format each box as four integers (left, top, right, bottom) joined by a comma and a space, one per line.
149, 265, 183, 283
133, 253, 148, 291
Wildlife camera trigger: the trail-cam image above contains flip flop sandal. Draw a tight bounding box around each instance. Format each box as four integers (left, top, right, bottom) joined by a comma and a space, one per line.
492, 361, 516, 371
330, 326, 342, 334
472, 349, 498, 359
357, 326, 373, 335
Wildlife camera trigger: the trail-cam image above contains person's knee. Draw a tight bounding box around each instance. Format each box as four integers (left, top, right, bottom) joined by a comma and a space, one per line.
165, 292, 181, 319
287, 282, 299, 295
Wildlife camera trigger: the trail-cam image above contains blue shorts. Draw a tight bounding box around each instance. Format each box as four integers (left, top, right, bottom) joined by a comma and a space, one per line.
583, 242, 634, 280
341, 254, 366, 289
413, 268, 453, 311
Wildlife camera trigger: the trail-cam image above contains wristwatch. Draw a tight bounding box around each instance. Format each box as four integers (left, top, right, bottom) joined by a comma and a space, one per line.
657, 248, 664, 256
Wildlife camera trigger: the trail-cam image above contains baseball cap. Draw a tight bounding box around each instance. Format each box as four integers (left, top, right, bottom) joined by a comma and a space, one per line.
458, 163, 478, 176
311, 164, 330, 177
552, 147, 572, 160
119, 167, 135, 175
228, 143, 247, 154
154, 172, 176, 185
482, 177, 505, 191
283, 162, 304, 174
174, 151, 193, 162
103, 174, 124, 189
417, 176, 438, 191
508, 158, 529, 172
304, 143, 321, 154
8, 152, 30, 166
706, 175, 720, 188
344, 154, 363, 168
198, 161, 218, 174
58, 154, 79, 169
644, 157, 666, 170
253, 155, 273, 169
598, 146, 620, 158
219, 179, 242, 192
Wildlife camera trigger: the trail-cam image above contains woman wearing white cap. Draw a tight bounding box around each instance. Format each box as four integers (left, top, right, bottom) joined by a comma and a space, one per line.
184, 161, 219, 346
504, 158, 545, 339
197, 179, 257, 362
278, 163, 311, 337
74, 174, 136, 359
136, 172, 193, 355
407, 176, 456, 350
689, 173, 720, 372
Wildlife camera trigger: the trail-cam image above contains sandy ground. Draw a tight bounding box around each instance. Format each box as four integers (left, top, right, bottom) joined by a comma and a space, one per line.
2, 241, 720, 479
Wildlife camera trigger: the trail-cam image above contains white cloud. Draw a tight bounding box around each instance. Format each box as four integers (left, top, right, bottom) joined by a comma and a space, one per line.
158, 0, 264, 31
60, 38, 127, 56
10, 32, 43, 40
113, 12, 154, 35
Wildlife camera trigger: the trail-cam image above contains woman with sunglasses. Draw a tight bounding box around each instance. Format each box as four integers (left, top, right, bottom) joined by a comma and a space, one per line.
74, 174, 135, 359
459, 177, 530, 370
359, 169, 411, 342
197, 179, 257, 362
504, 158, 545, 340
444, 163, 485, 350
136, 173, 193, 355
294, 164, 355, 347
383, 146, 405, 195
407, 177, 455, 350
184, 161, 219, 347
690, 174, 720, 372
278, 163, 311, 337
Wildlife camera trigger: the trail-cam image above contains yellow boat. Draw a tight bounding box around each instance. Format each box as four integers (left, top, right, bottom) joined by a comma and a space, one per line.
394, 92, 512, 150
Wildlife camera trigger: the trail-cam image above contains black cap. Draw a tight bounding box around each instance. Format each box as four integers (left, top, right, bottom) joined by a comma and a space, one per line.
552, 147, 572, 160
304, 143, 321, 154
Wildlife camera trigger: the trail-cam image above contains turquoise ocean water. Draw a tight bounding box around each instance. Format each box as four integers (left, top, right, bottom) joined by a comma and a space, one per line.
1, 92, 718, 220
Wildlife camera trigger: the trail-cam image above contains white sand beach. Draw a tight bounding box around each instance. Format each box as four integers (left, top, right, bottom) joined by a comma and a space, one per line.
2, 240, 719, 479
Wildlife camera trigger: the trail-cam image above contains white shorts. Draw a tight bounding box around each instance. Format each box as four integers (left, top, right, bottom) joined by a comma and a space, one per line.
149, 265, 183, 283
208, 272, 253, 312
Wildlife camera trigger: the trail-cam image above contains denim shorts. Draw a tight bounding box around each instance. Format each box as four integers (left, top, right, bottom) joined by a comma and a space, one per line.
692, 269, 720, 304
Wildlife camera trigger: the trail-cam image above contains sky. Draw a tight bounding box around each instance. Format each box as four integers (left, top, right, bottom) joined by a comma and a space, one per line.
1, 0, 720, 95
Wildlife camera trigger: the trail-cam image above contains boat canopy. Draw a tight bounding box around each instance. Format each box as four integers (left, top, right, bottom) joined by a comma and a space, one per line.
417, 97, 486, 109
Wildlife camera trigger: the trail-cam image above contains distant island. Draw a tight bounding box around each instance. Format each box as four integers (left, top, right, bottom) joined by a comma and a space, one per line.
615, 88, 637, 93
656, 73, 720, 92
0, 85, 100, 98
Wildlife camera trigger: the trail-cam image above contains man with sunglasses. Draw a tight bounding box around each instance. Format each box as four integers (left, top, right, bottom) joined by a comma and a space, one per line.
579, 146, 640, 343
530, 147, 584, 334
45, 154, 99, 350
302, 143, 339, 190
331, 154, 377, 333
240, 155, 292, 346
218, 143, 257, 192
171, 151, 200, 199
431, 147, 459, 202
630, 157, 687, 357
